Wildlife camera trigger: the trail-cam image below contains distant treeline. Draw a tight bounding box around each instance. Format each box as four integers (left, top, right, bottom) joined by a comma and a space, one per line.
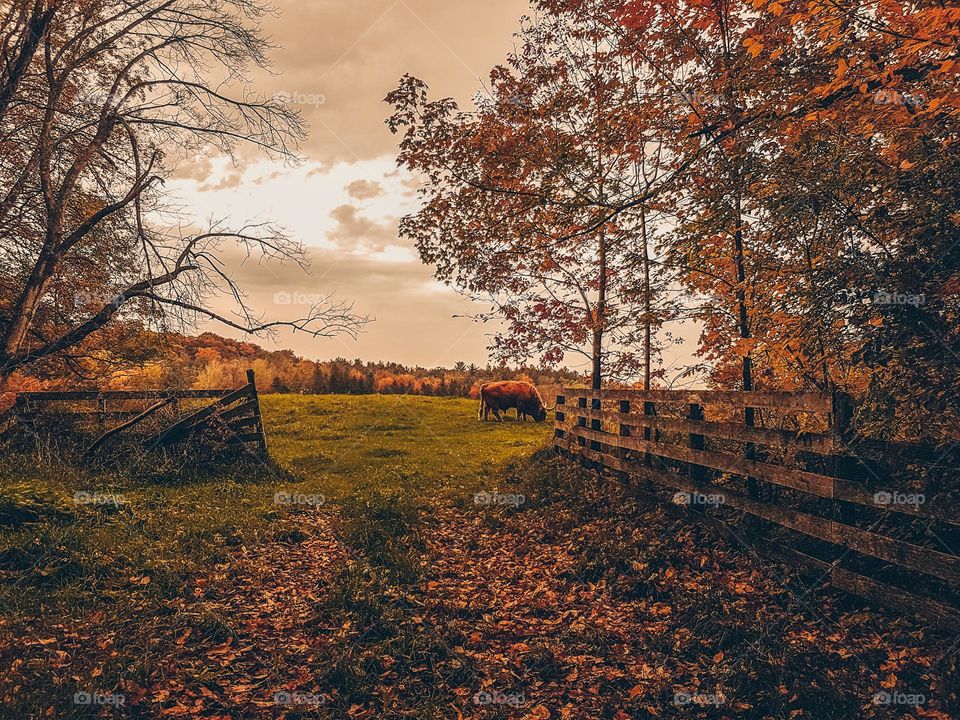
1, 332, 584, 402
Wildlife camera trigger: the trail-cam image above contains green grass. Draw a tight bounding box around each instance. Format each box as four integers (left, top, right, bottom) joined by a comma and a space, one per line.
0, 394, 550, 719
264, 394, 549, 498
0, 394, 549, 617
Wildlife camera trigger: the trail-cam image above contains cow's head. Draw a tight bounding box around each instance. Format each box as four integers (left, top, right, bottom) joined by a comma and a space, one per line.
533, 406, 548, 422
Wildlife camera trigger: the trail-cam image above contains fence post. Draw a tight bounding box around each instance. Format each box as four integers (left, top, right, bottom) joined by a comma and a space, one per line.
744, 402, 759, 499
554, 395, 566, 455
832, 391, 855, 447
246, 369, 268, 456
832, 391, 856, 524
577, 396, 587, 449
688, 402, 705, 483
97, 395, 107, 434
643, 400, 655, 467
590, 396, 602, 453
618, 399, 631, 484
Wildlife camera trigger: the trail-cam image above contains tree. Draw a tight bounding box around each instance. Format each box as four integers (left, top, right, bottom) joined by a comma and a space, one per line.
387, 2, 678, 389
618, 0, 960, 440
0, 0, 367, 381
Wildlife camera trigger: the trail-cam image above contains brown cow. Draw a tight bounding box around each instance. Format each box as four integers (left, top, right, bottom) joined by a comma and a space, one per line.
478, 381, 550, 422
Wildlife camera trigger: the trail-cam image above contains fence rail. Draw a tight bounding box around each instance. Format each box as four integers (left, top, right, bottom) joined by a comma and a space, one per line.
1, 369, 268, 457
553, 387, 960, 629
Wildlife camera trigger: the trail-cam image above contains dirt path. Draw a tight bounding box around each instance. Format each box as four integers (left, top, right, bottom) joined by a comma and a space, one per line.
13, 474, 954, 719
143, 483, 956, 719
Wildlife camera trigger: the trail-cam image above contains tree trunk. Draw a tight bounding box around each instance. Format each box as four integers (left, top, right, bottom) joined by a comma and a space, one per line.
733, 190, 752, 395
733, 189, 760, 500
640, 207, 652, 390
592, 227, 607, 391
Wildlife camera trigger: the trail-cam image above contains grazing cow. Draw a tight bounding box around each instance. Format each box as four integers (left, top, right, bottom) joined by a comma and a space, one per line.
478, 381, 550, 422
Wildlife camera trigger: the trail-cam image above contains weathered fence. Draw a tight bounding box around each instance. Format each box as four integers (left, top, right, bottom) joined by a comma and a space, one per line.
0, 369, 268, 457
554, 388, 960, 629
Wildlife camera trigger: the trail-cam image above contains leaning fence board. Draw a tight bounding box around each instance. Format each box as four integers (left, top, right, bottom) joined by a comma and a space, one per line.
561, 388, 834, 412
569, 406, 837, 453
85, 397, 176, 455
145, 382, 255, 450
227, 415, 260, 430
220, 401, 257, 422
5, 371, 268, 459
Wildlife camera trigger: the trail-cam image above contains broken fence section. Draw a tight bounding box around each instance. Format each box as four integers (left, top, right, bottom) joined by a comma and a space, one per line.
1, 369, 268, 458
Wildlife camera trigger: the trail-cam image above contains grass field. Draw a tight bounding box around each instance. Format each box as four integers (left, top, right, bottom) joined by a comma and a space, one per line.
0, 394, 551, 719
264, 394, 550, 498
0, 394, 549, 615
1, 394, 957, 719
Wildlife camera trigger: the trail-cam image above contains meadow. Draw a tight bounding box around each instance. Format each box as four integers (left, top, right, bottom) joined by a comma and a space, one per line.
0, 395, 956, 719
0, 395, 550, 718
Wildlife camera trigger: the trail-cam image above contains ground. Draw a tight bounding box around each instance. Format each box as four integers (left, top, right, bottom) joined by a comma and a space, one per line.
0, 395, 957, 719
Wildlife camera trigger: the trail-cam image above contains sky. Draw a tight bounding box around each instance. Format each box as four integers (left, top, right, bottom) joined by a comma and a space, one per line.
170, 0, 531, 369
169, 0, 699, 375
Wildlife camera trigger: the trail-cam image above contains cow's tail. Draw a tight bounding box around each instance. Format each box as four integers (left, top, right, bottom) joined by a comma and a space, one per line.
477, 384, 487, 420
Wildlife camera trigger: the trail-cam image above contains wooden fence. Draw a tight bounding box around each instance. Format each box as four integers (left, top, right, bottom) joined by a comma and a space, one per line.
0, 369, 268, 457
553, 388, 960, 629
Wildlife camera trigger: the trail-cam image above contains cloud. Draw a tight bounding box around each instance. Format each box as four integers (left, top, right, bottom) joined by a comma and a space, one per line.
199, 169, 245, 192
174, 154, 214, 183
197, 243, 498, 367
327, 203, 397, 252
345, 179, 384, 200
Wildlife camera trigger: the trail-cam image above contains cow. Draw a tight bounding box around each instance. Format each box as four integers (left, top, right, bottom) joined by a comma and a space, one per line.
478, 381, 551, 422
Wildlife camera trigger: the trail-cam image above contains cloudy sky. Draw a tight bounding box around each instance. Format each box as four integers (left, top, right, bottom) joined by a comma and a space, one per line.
170, 0, 531, 368
170, 0, 699, 375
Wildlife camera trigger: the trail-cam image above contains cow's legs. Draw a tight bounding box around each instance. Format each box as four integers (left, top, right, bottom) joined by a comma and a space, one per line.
492, 408, 503, 421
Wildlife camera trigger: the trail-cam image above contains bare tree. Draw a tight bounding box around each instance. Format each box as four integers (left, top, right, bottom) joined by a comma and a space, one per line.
0, 0, 367, 379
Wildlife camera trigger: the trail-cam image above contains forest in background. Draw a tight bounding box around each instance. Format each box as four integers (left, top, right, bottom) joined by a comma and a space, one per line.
0, 330, 584, 403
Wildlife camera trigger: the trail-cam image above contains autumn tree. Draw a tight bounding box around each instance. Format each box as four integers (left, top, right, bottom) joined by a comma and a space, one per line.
618, 0, 960, 440
0, 0, 367, 382
387, 2, 678, 389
